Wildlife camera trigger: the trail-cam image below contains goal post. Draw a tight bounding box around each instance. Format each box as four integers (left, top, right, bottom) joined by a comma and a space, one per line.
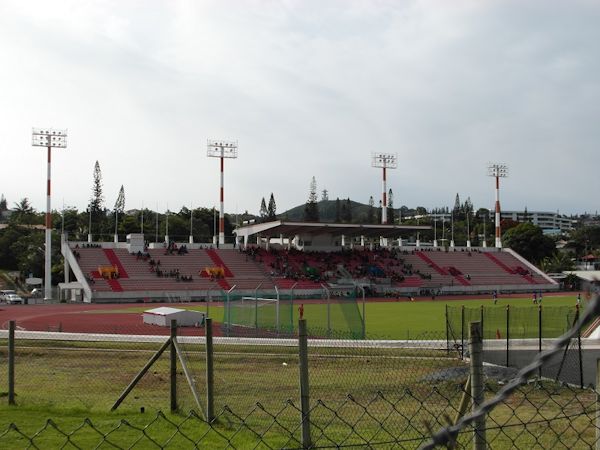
224, 295, 283, 334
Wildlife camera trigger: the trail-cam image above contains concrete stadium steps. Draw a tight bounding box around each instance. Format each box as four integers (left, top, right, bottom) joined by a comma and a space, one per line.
274, 279, 323, 289
395, 276, 423, 288
114, 248, 214, 279
73, 247, 117, 292
214, 249, 267, 278
112, 248, 227, 291
103, 249, 129, 278
401, 253, 454, 287
411, 250, 534, 286
486, 252, 541, 285
69, 245, 552, 299
206, 249, 234, 277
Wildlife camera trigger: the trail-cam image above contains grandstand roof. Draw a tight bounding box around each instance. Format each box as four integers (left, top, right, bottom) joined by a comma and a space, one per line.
234, 220, 430, 239
563, 271, 600, 282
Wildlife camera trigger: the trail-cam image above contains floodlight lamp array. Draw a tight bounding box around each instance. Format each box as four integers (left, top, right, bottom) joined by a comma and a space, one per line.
207, 139, 238, 158
371, 152, 398, 169
487, 163, 509, 178
32, 128, 68, 148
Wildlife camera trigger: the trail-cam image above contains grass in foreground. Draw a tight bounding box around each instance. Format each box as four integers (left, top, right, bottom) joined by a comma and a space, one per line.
0, 380, 596, 450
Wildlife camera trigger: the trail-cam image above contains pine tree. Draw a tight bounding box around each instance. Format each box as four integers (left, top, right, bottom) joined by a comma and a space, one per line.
388, 188, 395, 224
267, 193, 277, 220
90, 161, 104, 214
113, 185, 125, 236
453, 193, 461, 213
304, 176, 320, 222
114, 185, 125, 213
259, 197, 267, 220
367, 196, 375, 224
342, 198, 352, 223
335, 198, 341, 222
0, 194, 7, 212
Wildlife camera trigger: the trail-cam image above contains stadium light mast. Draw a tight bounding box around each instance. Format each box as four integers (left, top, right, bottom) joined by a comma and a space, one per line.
32, 127, 67, 301
487, 163, 508, 248
371, 153, 397, 225
208, 140, 238, 246
189, 204, 194, 244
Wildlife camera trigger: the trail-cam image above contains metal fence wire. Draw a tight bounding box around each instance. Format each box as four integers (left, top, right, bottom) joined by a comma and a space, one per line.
0, 295, 600, 449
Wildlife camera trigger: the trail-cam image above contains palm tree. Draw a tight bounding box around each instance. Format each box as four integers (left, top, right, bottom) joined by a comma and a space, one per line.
540, 252, 575, 273
11, 198, 36, 224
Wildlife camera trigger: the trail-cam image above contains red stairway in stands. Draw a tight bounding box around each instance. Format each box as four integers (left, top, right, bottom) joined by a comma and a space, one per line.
415, 252, 448, 275
206, 249, 234, 277
106, 279, 124, 292
206, 249, 232, 290
484, 253, 515, 274
484, 252, 538, 284
103, 249, 129, 278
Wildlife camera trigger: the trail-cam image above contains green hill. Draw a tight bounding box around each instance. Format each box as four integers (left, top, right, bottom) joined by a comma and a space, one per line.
280, 199, 400, 224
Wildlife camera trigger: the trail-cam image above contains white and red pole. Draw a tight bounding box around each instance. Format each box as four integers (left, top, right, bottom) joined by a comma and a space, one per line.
45, 145, 52, 300
219, 155, 225, 245
495, 175, 501, 248
33, 128, 67, 301
381, 167, 387, 225
208, 140, 238, 246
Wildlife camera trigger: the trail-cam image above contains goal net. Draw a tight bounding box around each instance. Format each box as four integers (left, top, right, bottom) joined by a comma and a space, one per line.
224, 296, 286, 335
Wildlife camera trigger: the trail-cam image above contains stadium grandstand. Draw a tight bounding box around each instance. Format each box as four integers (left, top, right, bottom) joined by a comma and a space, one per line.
60, 221, 558, 303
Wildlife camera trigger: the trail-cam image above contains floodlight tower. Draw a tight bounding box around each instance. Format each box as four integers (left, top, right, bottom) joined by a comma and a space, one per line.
487, 163, 508, 248
371, 153, 397, 224
208, 140, 238, 245
32, 128, 67, 301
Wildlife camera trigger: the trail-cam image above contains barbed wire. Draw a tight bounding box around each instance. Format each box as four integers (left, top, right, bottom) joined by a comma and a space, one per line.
422, 293, 600, 449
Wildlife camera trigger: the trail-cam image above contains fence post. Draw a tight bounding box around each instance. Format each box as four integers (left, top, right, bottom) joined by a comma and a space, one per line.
470, 321, 486, 450
506, 305, 510, 367
577, 305, 584, 389
595, 358, 600, 450
298, 319, 312, 449
361, 286, 366, 340
538, 305, 542, 379
480, 305, 484, 340
8, 320, 15, 405
225, 292, 230, 337
170, 319, 177, 412
205, 317, 215, 422
461, 305, 465, 360
445, 305, 450, 355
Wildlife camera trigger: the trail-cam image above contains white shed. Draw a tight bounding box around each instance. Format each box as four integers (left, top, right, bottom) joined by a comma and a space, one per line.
143, 307, 205, 327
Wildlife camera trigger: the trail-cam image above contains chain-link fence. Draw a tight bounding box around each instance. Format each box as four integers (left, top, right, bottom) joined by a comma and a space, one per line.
2, 295, 600, 449
446, 303, 586, 387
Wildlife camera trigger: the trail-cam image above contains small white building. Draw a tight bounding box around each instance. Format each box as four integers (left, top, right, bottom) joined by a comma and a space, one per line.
143, 307, 205, 327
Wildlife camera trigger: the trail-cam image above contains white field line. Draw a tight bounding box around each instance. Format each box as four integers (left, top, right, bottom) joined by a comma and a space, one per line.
1, 330, 597, 350
9, 345, 456, 361
0, 330, 447, 349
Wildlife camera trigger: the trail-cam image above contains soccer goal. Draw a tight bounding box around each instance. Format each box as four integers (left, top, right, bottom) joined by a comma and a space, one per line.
225, 296, 281, 333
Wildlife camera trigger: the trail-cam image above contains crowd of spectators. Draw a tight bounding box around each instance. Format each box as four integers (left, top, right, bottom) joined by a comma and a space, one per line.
164, 242, 189, 255
241, 246, 434, 286
74, 243, 102, 248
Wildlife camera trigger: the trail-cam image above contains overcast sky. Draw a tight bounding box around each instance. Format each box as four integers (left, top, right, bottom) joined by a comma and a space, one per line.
1, 0, 598, 217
